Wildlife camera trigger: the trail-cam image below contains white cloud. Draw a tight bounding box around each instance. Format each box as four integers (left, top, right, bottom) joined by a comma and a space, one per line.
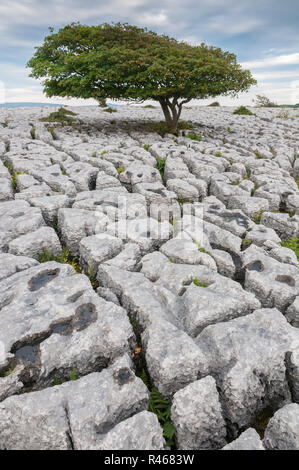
253, 70, 299, 81
242, 52, 299, 69
140, 9, 168, 26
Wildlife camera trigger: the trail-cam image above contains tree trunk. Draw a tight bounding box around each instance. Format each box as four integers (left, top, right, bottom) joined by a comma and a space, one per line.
98, 99, 107, 108
158, 98, 183, 133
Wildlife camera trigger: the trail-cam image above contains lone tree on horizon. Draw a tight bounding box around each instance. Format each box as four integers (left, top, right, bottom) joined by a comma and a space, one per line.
27, 23, 257, 132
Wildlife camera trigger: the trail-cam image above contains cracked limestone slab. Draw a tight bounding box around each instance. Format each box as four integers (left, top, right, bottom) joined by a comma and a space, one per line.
73, 189, 147, 221
29, 195, 73, 225
106, 217, 173, 254
97, 264, 181, 328
159, 236, 217, 272
58, 207, 108, 257
195, 308, 299, 437
228, 196, 269, 218
0, 262, 134, 392
142, 319, 205, 399
261, 211, 298, 239
0, 178, 13, 201
79, 233, 123, 272
0, 253, 39, 281
103, 242, 141, 272
171, 376, 227, 450
0, 200, 45, 252
263, 404, 299, 450
8, 226, 62, 260
95, 411, 166, 450
242, 244, 299, 312
222, 428, 264, 450
0, 355, 149, 450
181, 280, 260, 337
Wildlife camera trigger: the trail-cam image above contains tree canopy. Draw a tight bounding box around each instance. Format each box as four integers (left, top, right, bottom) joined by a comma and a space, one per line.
27, 22, 257, 131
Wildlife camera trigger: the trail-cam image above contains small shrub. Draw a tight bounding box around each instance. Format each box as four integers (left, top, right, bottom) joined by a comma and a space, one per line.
215, 151, 221, 157
233, 106, 254, 116
145, 120, 193, 137
1, 118, 9, 128
30, 128, 36, 139
252, 210, 265, 224
38, 247, 82, 273
48, 127, 55, 139
208, 101, 220, 107
178, 120, 194, 130
276, 110, 290, 119
145, 121, 173, 136
117, 167, 125, 174
156, 156, 166, 180
143, 104, 155, 109
92, 152, 97, 157
40, 107, 77, 125
254, 150, 265, 159
227, 126, 231, 132
253, 95, 278, 108
58, 107, 77, 116
143, 144, 150, 151
186, 132, 202, 141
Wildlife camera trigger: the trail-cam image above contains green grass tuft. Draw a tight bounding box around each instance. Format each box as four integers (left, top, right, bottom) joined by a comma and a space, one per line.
281, 237, 299, 260
193, 278, 211, 288
40, 107, 77, 125
252, 210, 265, 224
186, 132, 202, 141
156, 156, 166, 180
233, 106, 254, 116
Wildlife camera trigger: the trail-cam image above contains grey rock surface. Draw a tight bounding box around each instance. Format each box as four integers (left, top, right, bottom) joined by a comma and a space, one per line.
263, 404, 299, 450
96, 411, 166, 450
222, 428, 264, 450
171, 376, 227, 449
196, 308, 299, 437
1, 105, 299, 449
0, 355, 149, 450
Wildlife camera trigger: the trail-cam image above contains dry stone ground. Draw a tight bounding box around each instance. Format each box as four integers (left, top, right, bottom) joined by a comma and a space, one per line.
0, 104, 299, 450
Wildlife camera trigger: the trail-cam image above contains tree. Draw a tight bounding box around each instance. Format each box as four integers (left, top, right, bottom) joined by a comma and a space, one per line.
27, 23, 257, 132
253, 95, 278, 108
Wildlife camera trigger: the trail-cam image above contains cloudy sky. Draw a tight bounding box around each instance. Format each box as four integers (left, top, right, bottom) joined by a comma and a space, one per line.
0, 0, 299, 106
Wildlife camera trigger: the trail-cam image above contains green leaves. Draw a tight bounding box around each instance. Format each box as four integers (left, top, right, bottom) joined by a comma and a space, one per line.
149, 387, 176, 447
27, 22, 256, 130
233, 106, 254, 116
27, 22, 256, 103
139, 369, 176, 447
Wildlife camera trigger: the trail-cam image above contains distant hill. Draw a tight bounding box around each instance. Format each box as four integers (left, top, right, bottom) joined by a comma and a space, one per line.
0, 102, 120, 109
279, 103, 299, 108
0, 102, 61, 108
